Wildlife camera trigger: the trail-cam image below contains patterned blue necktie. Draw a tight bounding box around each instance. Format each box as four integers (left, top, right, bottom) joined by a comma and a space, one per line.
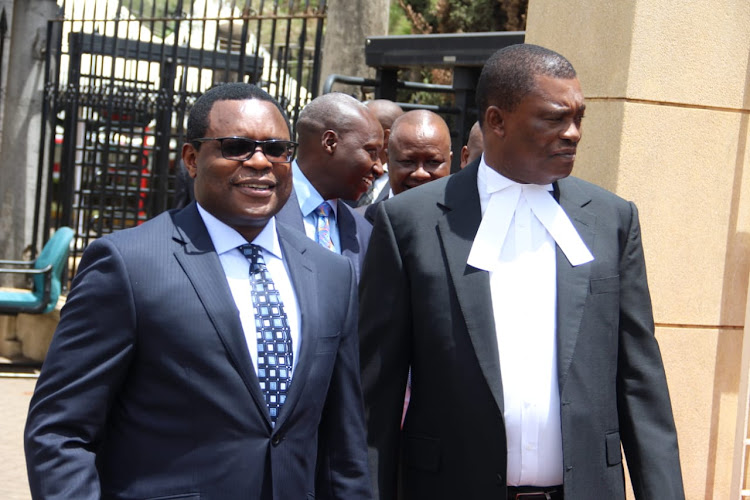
239, 244, 293, 426
315, 201, 335, 251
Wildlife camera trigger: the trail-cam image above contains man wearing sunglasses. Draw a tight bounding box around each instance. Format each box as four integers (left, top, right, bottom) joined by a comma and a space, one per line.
25, 83, 372, 500
277, 92, 383, 282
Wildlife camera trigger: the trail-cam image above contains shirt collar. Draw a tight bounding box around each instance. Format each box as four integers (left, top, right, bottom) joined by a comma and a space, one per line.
196, 202, 283, 259
478, 156, 553, 194
292, 160, 339, 218
471, 157, 593, 270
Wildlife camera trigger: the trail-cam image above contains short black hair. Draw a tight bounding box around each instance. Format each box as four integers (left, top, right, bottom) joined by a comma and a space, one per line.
186, 83, 291, 146
476, 44, 577, 126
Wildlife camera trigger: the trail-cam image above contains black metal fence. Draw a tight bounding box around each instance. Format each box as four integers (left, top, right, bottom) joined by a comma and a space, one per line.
37, 0, 326, 285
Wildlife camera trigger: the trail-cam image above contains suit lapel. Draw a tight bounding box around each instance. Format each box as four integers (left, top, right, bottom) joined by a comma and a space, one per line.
277, 187, 364, 280
435, 168, 597, 410
554, 179, 596, 391
336, 203, 362, 279
272, 225, 318, 429
437, 163, 505, 413
275, 187, 306, 232
171, 204, 271, 426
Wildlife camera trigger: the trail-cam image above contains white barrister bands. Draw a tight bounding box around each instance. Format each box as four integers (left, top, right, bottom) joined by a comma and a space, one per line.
468, 182, 594, 271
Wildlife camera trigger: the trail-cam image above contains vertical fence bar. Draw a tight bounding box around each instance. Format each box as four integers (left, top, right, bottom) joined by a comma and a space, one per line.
236, 1, 251, 82
153, 57, 176, 214
309, 0, 325, 102
31, 14, 50, 259
0, 8, 7, 99
252, 0, 264, 86
59, 33, 82, 232
42, 17, 63, 237
292, 0, 308, 121
277, 1, 293, 106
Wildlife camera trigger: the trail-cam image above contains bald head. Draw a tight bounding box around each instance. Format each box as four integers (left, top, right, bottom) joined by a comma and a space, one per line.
365, 99, 404, 166
295, 92, 384, 201
297, 92, 374, 140
388, 110, 452, 195
460, 121, 483, 168
366, 99, 404, 131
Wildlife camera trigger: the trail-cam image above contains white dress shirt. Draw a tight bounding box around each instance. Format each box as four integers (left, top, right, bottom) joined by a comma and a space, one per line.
473, 159, 564, 487
291, 160, 341, 254
197, 204, 301, 376
371, 163, 390, 200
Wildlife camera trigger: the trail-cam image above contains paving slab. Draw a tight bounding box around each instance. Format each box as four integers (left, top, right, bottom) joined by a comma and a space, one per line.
0, 373, 37, 500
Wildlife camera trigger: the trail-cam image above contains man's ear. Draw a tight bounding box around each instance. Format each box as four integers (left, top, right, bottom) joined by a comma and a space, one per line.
484, 106, 505, 138
460, 145, 469, 166
322, 130, 337, 154
378, 129, 390, 165
182, 143, 198, 179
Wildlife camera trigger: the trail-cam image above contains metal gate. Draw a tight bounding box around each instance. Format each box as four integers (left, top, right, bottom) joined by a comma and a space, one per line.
37, 0, 326, 284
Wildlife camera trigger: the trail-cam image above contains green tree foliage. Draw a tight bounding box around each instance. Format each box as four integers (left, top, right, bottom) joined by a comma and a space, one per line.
391, 0, 528, 35
387, 0, 528, 107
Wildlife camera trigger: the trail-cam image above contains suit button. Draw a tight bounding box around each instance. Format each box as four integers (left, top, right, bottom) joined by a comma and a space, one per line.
271, 435, 282, 446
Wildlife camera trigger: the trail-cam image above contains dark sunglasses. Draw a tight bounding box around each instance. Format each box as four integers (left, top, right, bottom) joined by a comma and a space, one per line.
192, 137, 298, 163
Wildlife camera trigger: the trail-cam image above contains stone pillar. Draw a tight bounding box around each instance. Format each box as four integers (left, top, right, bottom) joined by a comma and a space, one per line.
525, 1, 750, 498
0, 0, 58, 272
319, 0, 390, 96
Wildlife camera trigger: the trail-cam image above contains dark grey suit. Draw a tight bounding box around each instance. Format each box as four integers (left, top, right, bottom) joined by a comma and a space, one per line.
277, 187, 372, 282
359, 160, 684, 499
25, 203, 371, 500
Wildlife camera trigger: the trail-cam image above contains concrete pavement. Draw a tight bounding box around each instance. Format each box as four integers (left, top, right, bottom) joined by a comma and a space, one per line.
0, 371, 37, 500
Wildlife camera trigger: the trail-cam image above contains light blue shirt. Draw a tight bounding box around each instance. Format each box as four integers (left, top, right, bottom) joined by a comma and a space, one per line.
292, 160, 341, 254
196, 203, 301, 376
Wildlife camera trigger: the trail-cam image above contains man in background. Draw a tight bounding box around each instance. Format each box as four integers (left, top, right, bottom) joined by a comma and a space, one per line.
362, 109, 452, 224
460, 120, 483, 168
276, 92, 382, 281
356, 99, 404, 206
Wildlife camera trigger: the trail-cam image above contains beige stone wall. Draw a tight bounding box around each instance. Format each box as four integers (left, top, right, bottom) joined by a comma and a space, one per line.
526, 0, 750, 498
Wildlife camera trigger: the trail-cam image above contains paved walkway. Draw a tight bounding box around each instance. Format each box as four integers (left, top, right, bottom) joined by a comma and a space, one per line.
0, 373, 37, 500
